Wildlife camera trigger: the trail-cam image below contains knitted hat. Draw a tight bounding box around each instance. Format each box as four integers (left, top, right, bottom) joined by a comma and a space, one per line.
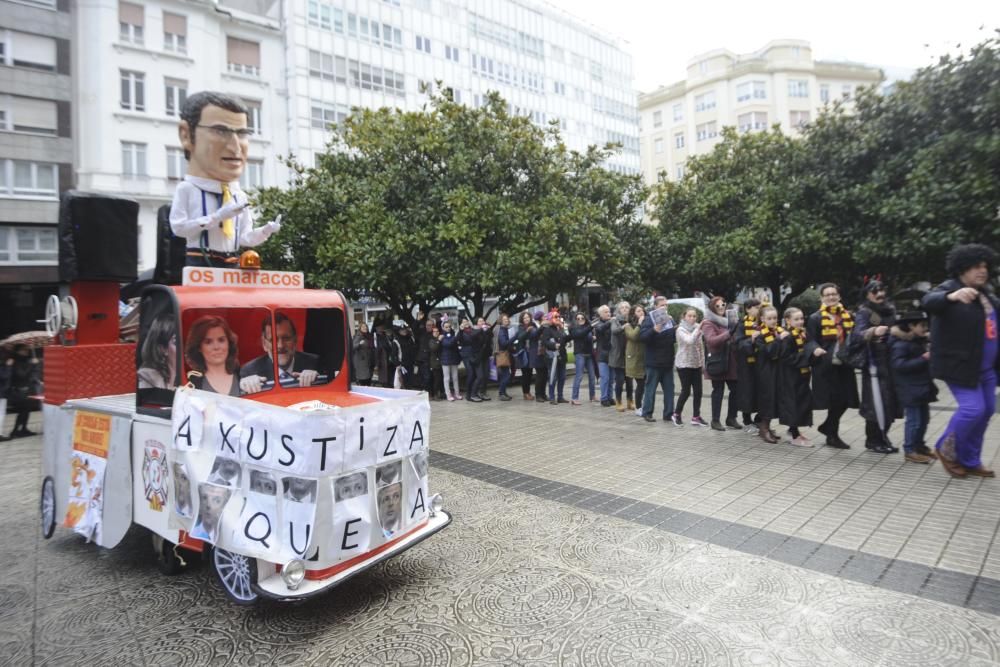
533, 310, 544, 320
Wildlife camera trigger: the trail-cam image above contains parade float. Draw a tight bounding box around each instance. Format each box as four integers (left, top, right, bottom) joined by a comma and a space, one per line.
38, 191, 450, 604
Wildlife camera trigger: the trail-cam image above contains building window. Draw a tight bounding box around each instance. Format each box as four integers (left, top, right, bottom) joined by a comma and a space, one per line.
164, 78, 186, 117
227, 37, 260, 77
553, 81, 565, 95
119, 2, 144, 45
672, 103, 683, 122
738, 111, 768, 133
654, 138, 664, 154
694, 91, 716, 112
652, 110, 662, 128
737, 80, 766, 102
550, 44, 564, 62
820, 84, 830, 104
788, 79, 809, 98
790, 110, 811, 129
121, 142, 147, 177
166, 147, 186, 180
696, 121, 717, 141
120, 70, 145, 111
244, 100, 261, 134
842, 84, 853, 100
163, 13, 187, 54
3, 31, 57, 71
0, 95, 57, 135
310, 101, 348, 129
676, 164, 685, 180
240, 159, 263, 190
308, 50, 347, 83
674, 132, 685, 149
415, 35, 431, 53
445, 45, 459, 62
0, 226, 58, 264
0, 159, 58, 198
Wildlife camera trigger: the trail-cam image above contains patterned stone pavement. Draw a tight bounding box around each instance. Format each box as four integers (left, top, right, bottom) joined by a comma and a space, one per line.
2, 384, 1000, 665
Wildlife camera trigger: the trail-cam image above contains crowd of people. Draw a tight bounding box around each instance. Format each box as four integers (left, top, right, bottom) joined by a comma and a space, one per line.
365, 243, 997, 480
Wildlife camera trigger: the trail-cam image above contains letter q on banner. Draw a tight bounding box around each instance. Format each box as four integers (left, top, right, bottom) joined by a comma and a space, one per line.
229, 469, 281, 560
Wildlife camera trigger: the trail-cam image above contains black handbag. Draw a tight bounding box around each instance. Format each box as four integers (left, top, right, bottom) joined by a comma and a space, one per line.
705, 341, 729, 376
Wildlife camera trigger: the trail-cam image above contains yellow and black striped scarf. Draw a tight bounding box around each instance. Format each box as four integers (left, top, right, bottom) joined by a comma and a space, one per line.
791, 326, 810, 375
744, 316, 759, 364
819, 304, 854, 341
759, 324, 784, 344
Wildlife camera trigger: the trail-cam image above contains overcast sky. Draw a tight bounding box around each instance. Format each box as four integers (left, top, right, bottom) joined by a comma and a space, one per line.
542, 0, 999, 92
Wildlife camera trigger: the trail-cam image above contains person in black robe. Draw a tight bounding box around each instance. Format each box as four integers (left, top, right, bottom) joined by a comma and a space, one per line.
734, 298, 762, 431
851, 279, 901, 453
807, 282, 860, 449
752, 306, 783, 443
778, 307, 815, 447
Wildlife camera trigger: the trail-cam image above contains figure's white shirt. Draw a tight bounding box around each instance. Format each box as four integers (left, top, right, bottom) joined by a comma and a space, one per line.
169, 175, 271, 251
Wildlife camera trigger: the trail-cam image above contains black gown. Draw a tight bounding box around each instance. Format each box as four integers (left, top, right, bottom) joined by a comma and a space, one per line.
778, 330, 815, 428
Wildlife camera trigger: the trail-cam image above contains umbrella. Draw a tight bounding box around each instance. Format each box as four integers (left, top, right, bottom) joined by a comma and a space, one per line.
0, 331, 54, 350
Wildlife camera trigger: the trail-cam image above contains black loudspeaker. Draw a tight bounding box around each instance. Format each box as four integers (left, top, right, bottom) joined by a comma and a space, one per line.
153, 204, 187, 285
58, 190, 139, 282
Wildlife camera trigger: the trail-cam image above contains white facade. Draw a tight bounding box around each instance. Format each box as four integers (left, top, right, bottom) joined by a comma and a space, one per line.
74, 0, 638, 271
638, 40, 883, 186
74, 0, 289, 270
287, 0, 638, 175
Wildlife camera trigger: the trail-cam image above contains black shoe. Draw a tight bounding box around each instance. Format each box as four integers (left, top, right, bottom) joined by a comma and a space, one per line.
557, 398, 569, 404
868, 444, 894, 454
479, 394, 492, 401
725, 418, 741, 430
711, 420, 726, 432
0, 435, 10, 442
601, 400, 612, 407
826, 437, 850, 449
499, 394, 512, 401
467, 396, 482, 403
817, 422, 830, 437
643, 415, 656, 423
536, 396, 548, 403
12, 429, 32, 439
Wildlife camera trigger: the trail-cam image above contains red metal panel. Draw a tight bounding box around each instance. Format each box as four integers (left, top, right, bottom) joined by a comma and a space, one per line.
44, 343, 136, 405
70, 282, 122, 345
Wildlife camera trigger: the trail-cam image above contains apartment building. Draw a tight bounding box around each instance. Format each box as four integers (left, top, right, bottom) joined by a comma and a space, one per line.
288, 0, 639, 176
0, 0, 74, 336
638, 40, 883, 185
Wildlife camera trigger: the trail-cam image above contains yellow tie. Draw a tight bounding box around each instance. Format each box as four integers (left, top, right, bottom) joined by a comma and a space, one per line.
221, 183, 235, 240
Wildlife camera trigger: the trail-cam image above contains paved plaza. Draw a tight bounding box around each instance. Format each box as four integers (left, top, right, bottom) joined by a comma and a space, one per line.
2, 385, 1000, 665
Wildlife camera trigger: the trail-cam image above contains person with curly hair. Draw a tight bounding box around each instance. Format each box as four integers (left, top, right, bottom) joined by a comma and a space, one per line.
922, 243, 999, 478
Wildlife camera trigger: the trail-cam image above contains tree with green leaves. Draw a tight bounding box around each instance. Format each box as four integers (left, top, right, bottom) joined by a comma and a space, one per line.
253, 90, 646, 325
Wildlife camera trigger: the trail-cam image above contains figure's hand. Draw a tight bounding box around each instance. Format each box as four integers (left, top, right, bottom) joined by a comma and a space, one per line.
654, 323, 663, 333
265, 214, 282, 235
239, 375, 264, 394
921, 351, 930, 360
874, 325, 889, 337
948, 287, 979, 304
751, 330, 760, 339
211, 200, 248, 225
295, 369, 318, 387
813, 347, 827, 357
779, 331, 790, 339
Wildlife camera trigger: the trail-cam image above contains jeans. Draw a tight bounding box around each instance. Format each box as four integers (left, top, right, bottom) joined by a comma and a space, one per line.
903, 404, 930, 453
642, 366, 675, 419
442, 364, 460, 398
548, 358, 567, 401
937, 369, 997, 468
573, 355, 596, 400
498, 365, 511, 396
613, 367, 626, 402
598, 361, 612, 402
711, 379, 738, 423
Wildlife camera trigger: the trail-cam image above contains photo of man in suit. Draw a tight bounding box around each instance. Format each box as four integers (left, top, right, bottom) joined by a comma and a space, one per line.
240, 313, 320, 393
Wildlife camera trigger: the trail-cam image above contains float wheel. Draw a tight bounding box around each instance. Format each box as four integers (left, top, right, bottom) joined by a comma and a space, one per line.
40, 476, 56, 539
211, 547, 259, 605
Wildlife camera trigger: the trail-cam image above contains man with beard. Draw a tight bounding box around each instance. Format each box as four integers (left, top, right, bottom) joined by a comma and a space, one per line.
852, 279, 900, 453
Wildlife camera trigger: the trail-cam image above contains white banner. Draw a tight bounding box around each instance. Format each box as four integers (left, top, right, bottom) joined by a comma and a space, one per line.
167, 388, 430, 561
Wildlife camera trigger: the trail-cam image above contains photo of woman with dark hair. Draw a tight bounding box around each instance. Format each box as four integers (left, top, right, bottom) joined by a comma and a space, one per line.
138, 315, 178, 390
185, 316, 240, 396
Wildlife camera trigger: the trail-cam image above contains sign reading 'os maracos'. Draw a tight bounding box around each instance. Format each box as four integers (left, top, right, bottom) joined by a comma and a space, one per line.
169, 388, 430, 564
